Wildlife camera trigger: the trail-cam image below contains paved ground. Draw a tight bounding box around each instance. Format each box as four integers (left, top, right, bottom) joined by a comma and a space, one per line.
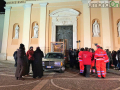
0, 60, 120, 90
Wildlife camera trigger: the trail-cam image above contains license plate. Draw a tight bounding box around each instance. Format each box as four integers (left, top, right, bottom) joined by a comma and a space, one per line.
46, 66, 52, 68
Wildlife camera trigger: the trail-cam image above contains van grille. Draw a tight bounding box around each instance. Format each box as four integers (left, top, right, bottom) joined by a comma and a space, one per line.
45, 61, 54, 66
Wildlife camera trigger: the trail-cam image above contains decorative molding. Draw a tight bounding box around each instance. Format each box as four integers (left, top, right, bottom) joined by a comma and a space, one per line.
48, 4, 82, 7
23, 3, 32, 9
4, 6, 11, 10
39, 3, 48, 7
50, 8, 79, 49
100, 0, 110, 1
26, 0, 81, 2
5, 0, 82, 5
50, 8, 80, 17
25, 0, 81, 4
82, 0, 91, 4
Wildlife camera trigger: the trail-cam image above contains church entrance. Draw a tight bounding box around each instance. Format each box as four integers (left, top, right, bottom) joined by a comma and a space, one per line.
56, 26, 73, 50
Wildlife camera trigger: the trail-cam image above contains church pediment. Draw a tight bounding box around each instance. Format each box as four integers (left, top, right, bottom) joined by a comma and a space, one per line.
50, 8, 80, 17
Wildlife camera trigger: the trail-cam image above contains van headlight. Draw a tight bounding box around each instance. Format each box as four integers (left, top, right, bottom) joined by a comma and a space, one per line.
61, 62, 63, 66
42, 61, 45, 66
54, 62, 61, 66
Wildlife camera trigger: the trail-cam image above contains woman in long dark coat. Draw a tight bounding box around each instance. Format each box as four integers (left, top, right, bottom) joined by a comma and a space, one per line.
113, 51, 117, 69
33, 47, 44, 78
15, 44, 28, 80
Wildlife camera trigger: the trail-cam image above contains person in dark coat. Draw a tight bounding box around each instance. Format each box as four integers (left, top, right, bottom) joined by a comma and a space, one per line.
69, 48, 74, 69
73, 49, 77, 68
13, 49, 18, 67
116, 50, 120, 70
113, 51, 117, 69
33, 47, 44, 78
76, 49, 79, 69
15, 44, 28, 80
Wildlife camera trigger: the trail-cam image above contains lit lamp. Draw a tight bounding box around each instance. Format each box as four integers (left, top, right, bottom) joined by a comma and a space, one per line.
76, 40, 81, 50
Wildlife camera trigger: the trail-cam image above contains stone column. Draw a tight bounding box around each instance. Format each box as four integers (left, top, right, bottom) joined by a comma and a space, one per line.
0, 6, 11, 60
22, 4, 32, 51
82, 0, 91, 48
39, 3, 47, 54
101, 7, 112, 50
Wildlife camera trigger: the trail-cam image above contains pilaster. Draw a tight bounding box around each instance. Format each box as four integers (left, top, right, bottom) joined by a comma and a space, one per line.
22, 3, 32, 51
39, 3, 47, 54
82, 2, 91, 48
0, 6, 11, 60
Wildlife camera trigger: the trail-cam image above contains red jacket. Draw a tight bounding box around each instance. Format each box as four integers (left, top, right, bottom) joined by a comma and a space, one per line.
78, 51, 83, 62
81, 51, 92, 65
26, 50, 34, 60
94, 48, 109, 63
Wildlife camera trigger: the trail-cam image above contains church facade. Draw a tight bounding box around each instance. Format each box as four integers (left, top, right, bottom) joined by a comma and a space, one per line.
0, 0, 120, 60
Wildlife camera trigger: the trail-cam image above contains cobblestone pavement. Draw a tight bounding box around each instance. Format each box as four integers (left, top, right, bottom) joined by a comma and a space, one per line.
0, 60, 120, 90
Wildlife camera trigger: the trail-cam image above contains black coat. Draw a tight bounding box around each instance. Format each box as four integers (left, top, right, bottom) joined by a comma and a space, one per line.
15, 49, 28, 78
33, 50, 44, 78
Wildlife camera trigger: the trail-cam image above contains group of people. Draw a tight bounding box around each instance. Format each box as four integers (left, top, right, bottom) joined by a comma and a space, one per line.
13, 43, 44, 80
78, 44, 109, 78
69, 44, 109, 78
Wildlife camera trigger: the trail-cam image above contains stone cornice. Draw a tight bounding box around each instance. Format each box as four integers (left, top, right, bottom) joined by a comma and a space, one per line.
23, 3, 32, 9
39, 3, 47, 7
5, 0, 82, 4
4, 6, 11, 10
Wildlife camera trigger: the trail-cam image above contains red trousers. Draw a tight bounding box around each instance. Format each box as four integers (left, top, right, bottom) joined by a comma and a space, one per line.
96, 60, 105, 78
90, 61, 95, 73
79, 61, 84, 73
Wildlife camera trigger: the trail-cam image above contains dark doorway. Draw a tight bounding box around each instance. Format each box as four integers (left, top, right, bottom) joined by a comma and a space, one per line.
56, 26, 73, 50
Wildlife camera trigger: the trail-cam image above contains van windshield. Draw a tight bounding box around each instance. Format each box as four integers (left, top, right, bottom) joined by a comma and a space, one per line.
45, 53, 64, 59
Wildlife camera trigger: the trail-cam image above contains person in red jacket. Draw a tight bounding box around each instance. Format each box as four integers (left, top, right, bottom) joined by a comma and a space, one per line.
78, 48, 84, 74
26, 46, 34, 75
94, 44, 109, 78
81, 47, 92, 77
89, 48, 95, 74
100, 47, 109, 77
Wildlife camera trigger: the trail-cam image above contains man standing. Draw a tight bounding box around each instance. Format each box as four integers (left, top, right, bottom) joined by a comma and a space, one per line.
13, 49, 18, 67
26, 46, 34, 75
69, 48, 74, 69
94, 44, 109, 78
81, 47, 92, 77
106, 49, 112, 70
116, 49, 120, 70
78, 48, 84, 74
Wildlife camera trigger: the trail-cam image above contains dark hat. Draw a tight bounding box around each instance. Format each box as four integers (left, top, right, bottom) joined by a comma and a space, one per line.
20, 43, 24, 48
19, 43, 24, 49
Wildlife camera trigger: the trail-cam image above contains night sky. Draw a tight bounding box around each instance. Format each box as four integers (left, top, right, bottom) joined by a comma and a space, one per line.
0, 0, 6, 12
